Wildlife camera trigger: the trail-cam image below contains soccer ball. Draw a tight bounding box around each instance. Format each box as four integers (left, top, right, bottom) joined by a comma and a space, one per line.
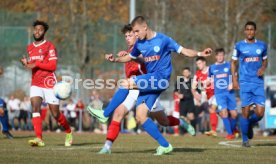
53, 81, 72, 100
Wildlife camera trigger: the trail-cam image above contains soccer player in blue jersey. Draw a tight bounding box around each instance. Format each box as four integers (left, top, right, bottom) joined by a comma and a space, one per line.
90, 16, 212, 155
0, 67, 13, 139
231, 21, 267, 147
209, 48, 238, 140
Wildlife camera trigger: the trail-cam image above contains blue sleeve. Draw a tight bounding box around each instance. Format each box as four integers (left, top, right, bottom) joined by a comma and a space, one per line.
129, 42, 140, 59
208, 66, 213, 78
0, 99, 4, 108
166, 36, 182, 54
232, 43, 239, 60
262, 43, 268, 60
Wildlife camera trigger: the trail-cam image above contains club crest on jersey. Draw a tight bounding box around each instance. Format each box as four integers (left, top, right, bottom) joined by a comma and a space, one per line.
256, 49, 261, 54
224, 68, 229, 72
39, 49, 43, 53
244, 57, 259, 62
154, 46, 160, 53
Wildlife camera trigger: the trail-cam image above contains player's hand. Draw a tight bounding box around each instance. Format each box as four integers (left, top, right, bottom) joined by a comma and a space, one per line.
105, 54, 115, 62
201, 48, 212, 57
117, 51, 128, 57
232, 80, 240, 90
257, 67, 265, 76
194, 93, 202, 102
178, 94, 184, 99
25, 63, 36, 69
20, 57, 27, 66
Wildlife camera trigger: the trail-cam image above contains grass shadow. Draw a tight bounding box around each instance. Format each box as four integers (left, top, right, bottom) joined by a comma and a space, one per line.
113, 147, 206, 154
255, 143, 276, 147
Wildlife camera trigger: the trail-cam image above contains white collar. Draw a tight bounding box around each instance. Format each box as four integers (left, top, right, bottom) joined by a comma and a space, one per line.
33, 40, 46, 47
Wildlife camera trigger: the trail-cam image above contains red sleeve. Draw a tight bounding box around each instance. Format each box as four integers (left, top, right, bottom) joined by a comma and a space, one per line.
35, 59, 57, 71
48, 43, 58, 60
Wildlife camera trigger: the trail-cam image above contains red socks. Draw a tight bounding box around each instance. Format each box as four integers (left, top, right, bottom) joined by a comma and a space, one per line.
57, 113, 71, 133
32, 113, 42, 139
167, 116, 180, 126
106, 120, 120, 142
210, 113, 218, 131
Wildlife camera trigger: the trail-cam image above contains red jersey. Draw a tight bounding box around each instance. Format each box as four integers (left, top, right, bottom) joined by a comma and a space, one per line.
124, 47, 146, 78
27, 40, 57, 88
194, 67, 214, 99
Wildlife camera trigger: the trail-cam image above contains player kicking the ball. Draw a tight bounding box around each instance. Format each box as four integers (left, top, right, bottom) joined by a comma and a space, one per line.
87, 24, 195, 154
88, 16, 211, 155
20, 20, 73, 147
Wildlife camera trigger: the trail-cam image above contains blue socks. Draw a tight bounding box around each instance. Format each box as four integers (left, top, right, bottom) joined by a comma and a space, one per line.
229, 117, 237, 132
142, 118, 169, 147
249, 112, 262, 125
0, 111, 9, 132
240, 116, 249, 142
222, 117, 232, 135
103, 88, 129, 117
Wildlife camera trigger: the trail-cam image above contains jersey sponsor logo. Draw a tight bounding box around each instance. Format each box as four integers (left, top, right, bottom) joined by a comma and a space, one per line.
213, 70, 219, 72
30, 55, 44, 61
140, 50, 146, 53
216, 73, 228, 78
256, 49, 262, 54
154, 46, 160, 53
242, 50, 249, 54
49, 50, 55, 57
144, 55, 160, 62
244, 57, 259, 62
224, 68, 229, 72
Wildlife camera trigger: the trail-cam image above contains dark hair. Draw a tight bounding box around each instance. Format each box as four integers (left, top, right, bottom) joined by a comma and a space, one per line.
33, 20, 49, 32
195, 56, 206, 62
121, 24, 132, 34
183, 67, 190, 71
131, 16, 146, 27
245, 21, 257, 30
215, 48, 225, 55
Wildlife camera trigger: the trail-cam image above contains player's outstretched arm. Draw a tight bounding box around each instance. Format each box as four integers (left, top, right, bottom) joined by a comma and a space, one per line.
180, 48, 212, 57
231, 59, 239, 90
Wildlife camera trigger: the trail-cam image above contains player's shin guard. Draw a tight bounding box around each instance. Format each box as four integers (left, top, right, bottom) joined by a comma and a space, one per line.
249, 112, 263, 125
240, 116, 249, 142
222, 117, 233, 135
142, 118, 169, 147
0, 111, 9, 131
106, 120, 120, 142
103, 88, 129, 117
167, 116, 180, 126
32, 113, 43, 139
210, 113, 218, 132
57, 113, 71, 133
229, 117, 237, 132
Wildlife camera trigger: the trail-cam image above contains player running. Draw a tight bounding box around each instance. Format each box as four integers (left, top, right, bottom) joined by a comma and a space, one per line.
231, 21, 267, 147
88, 24, 195, 154
20, 20, 73, 147
89, 16, 211, 155
192, 57, 218, 136
0, 67, 13, 139
208, 48, 238, 140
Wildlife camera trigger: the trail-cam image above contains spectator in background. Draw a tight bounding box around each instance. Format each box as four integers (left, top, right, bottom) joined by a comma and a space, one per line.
19, 97, 31, 130
7, 95, 21, 131
174, 67, 197, 134
66, 99, 77, 130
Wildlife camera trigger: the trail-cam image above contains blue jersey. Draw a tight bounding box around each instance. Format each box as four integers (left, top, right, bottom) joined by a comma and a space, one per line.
209, 62, 231, 94
0, 98, 7, 111
232, 39, 267, 84
129, 32, 182, 80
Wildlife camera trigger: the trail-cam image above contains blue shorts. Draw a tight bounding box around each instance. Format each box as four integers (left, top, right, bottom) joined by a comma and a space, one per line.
215, 91, 237, 112
133, 72, 169, 110
240, 82, 265, 107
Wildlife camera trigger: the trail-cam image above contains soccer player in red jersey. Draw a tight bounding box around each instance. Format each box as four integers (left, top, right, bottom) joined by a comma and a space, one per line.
20, 20, 72, 147
192, 57, 218, 137
88, 24, 194, 154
